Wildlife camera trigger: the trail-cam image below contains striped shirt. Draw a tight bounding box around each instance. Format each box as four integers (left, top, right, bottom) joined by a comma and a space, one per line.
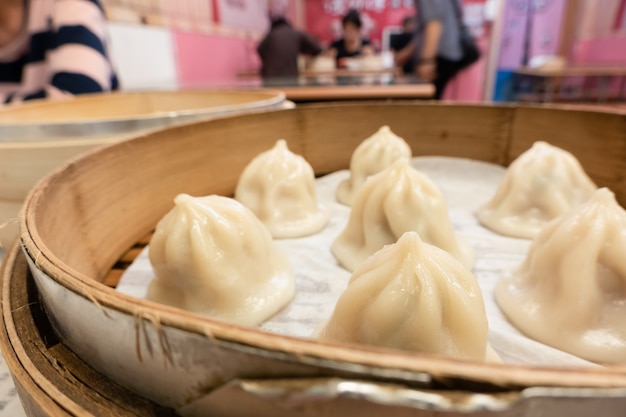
0, 0, 118, 104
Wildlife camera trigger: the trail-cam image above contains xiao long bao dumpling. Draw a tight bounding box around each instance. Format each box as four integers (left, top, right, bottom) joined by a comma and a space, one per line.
320, 232, 497, 362
235, 139, 329, 238
147, 194, 294, 326
477, 141, 596, 239
496, 188, 626, 364
336, 125, 412, 206
332, 159, 474, 272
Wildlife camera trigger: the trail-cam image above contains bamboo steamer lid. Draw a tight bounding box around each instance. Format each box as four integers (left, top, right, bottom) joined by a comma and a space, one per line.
0, 90, 286, 246
18, 103, 626, 415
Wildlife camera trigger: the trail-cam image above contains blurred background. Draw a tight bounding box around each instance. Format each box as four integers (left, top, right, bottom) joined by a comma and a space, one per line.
99, 0, 626, 103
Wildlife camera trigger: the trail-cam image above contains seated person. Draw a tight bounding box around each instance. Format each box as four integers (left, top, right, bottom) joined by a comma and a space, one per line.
390, 15, 417, 74
327, 9, 374, 68
0, 0, 118, 104
257, 14, 322, 80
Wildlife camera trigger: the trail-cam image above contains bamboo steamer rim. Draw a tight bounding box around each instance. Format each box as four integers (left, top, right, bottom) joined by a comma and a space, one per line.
0, 243, 76, 416
0, 242, 174, 416
19, 101, 626, 393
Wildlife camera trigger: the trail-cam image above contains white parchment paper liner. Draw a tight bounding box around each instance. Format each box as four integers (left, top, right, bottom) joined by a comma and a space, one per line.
117, 157, 595, 367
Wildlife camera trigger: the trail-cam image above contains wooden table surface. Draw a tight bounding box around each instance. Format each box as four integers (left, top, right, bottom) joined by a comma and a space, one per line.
237, 68, 400, 79
238, 69, 434, 102
278, 83, 435, 102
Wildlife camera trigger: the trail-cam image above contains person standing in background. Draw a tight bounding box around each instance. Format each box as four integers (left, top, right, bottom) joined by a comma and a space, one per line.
257, 14, 322, 81
0, 0, 118, 104
390, 15, 417, 75
327, 9, 375, 68
414, 0, 463, 99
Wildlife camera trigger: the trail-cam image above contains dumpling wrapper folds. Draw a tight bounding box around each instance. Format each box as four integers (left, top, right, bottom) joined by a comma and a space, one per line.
321, 231, 498, 362
147, 194, 294, 326
336, 125, 412, 206
477, 141, 596, 239
496, 188, 626, 364
332, 159, 474, 272
235, 139, 329, 238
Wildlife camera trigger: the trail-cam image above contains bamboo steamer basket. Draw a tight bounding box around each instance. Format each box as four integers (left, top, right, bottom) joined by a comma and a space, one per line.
0, 89, 287, 246
17, 102, 626, 416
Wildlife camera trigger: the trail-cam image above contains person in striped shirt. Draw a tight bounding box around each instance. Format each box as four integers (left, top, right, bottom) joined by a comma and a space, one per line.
0, 0, 118, 104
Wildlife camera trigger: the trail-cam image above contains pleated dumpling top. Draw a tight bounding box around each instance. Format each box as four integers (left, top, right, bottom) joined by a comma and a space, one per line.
332, 159, 473, 272
336, 125, 412, 206
496, 188, 626, 364
321, 231, 496, 362
477, 141, 596, 239
235, 139, 329, 238
147, 194, 294, 326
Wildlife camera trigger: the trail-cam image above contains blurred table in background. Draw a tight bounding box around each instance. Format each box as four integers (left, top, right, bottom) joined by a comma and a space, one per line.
512, 66, 626, 104
278, 84, 434, 102
239, 72, 434, 102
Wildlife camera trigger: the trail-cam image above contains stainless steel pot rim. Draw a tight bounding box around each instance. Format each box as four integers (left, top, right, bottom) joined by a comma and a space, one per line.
0, 90, 286, 142
208, 378, 626, 414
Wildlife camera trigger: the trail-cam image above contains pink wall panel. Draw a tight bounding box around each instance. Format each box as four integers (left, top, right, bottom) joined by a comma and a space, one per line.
577, 0, 621, 39
213, 0, 268, 32
444, 1, 491, 101
568, 0, 626, 65
497, 0, 530, 69
443, 39, 489, 102
570, 36, 626, 65
174, 31, 260, 87
529, 0, 566, 58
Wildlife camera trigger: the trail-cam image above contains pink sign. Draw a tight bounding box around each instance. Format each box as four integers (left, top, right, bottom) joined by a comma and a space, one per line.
304, 0, 415, 48
214, 0, 269, 33
497, 0, 530, 69
529, 0, 566, 58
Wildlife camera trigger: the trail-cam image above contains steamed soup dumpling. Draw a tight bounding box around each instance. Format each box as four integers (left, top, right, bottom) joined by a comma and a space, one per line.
477, 141, 596, 239
147, 194, 294, 326
336, 125, 412, 206
321, 232, 497, 362
235, 139, 329, 238
332, 159, 473, 272
496, 188, 626, 364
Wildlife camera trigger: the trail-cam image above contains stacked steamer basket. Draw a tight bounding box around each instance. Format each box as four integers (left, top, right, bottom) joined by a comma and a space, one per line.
0, 244, 177, 416
7, 102, 626, 416
0, 90, 287, 245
